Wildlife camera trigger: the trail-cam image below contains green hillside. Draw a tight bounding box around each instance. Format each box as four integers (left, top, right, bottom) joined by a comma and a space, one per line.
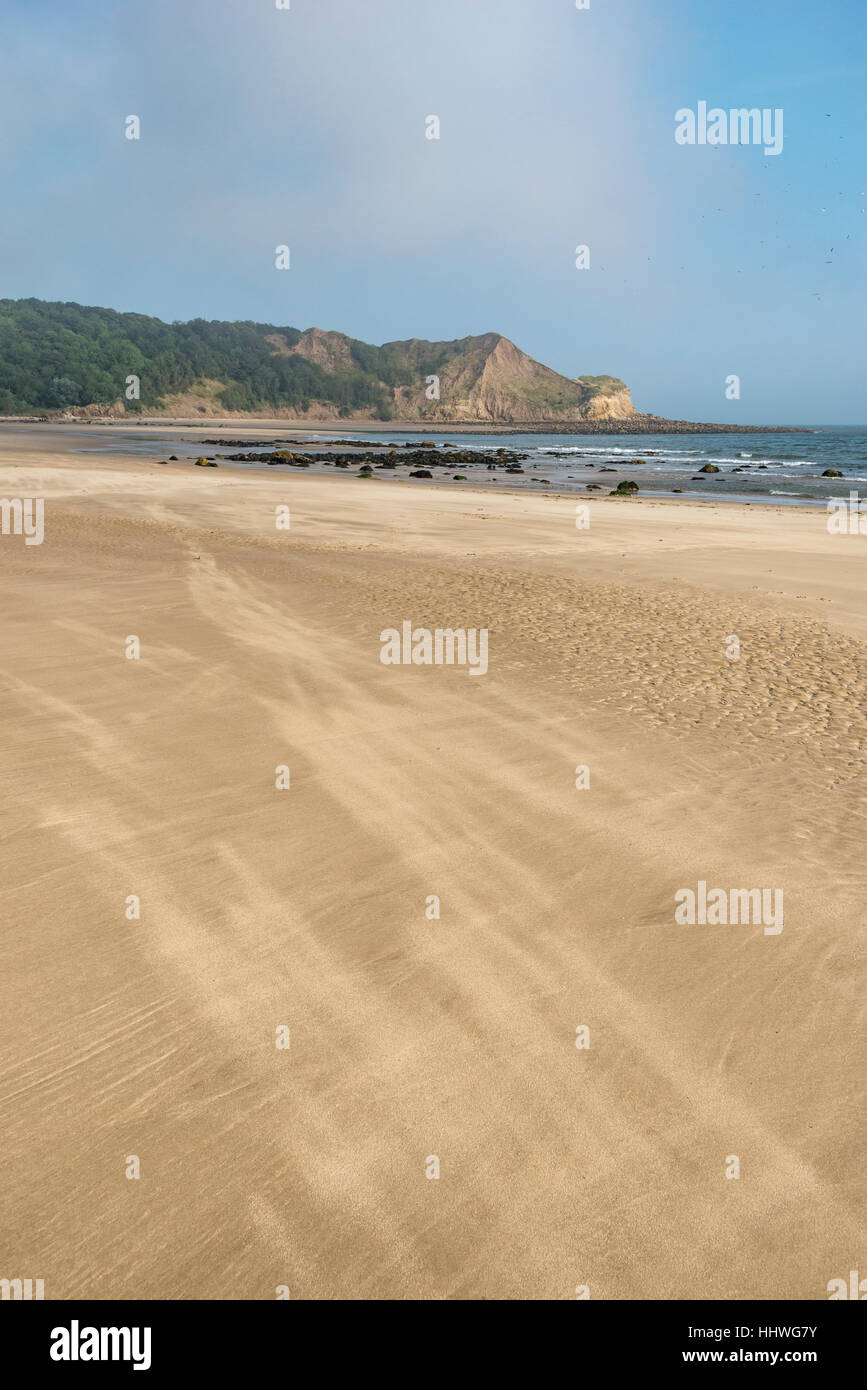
0, 299, 630, 422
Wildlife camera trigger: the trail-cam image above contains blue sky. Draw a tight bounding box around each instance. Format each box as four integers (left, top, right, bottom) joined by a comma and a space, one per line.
0, 0, 864, 422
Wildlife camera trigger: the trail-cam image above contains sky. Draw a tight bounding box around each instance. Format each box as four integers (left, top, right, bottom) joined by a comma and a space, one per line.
0, 0, 864, 423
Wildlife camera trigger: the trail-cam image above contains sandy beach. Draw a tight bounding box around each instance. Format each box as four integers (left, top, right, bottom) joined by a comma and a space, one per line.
1, 440, 864, 1300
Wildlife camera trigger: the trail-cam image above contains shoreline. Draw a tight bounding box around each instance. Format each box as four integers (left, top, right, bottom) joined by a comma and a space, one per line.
1, 420, 859, 509
0, 413, 819, 435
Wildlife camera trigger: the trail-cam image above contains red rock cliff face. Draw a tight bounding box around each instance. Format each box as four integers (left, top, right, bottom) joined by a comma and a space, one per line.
391, 334, 634, 423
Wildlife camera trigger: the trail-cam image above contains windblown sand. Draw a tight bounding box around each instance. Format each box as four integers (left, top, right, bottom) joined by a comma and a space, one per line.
1, 443, 864, 1300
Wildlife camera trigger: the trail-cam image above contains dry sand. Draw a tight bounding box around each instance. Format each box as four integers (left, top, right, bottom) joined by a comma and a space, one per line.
0, 441, 864, 1300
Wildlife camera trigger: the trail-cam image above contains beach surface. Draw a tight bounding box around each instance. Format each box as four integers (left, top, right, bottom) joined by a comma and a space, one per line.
1, 442, 864, 1299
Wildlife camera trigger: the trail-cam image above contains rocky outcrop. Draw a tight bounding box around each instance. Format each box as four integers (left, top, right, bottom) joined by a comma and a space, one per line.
582, 387, 635, 421
384, 333, 633, 423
